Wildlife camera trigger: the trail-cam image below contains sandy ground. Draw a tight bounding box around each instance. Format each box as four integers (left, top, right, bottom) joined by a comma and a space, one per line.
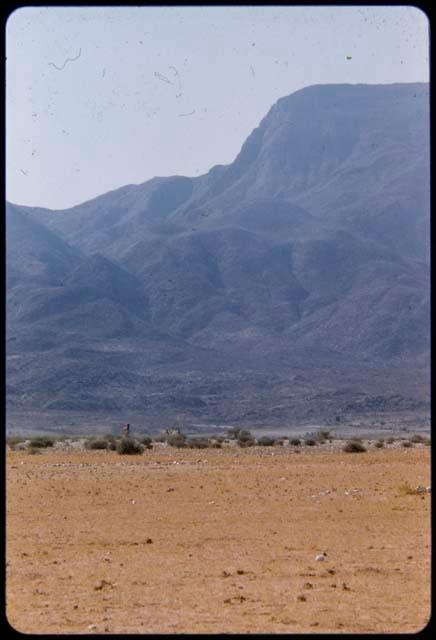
6, 444, 431, 634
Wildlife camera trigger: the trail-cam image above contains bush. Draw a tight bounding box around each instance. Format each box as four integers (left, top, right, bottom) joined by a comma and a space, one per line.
314, 430, 331, 443
166, 432, 187, 448
29, 436, 55, 448
237, 429, 253, 442
402, 440, 413, 448
304, 438, 317, 447
386, 437, 395, 444
237, 430, 255, 447
187, 437, 209, 449
139, 436, 153, 448
116, 438, 144, 455
289, 438, 301, 446
343, 440, 367, 453
85, 438, 109, 450
409, 434, 425, 443
238, 438, 255, 447
257, 436, 275, 446
374, 440, 384, 448
227, 427, 242, 440
7, 436, 26, 447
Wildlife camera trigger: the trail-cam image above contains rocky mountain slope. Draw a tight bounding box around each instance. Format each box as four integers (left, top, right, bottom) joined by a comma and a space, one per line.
6, 83, 430, 428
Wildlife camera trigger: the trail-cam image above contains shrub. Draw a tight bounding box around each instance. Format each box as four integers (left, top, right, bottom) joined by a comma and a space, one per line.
237, 429, 252, 441
166, 432, 187, 448
257, 436, 275, 446
314, 430, 331, 443
7, 436, 26, 447
386, 437, 395, 444
227, 427, 242, 440
85, 438, 109, 450
289, 438, 301, 446
238, 438, 255, 447
409, 434, 425, 444
304, 438, 317, 447
29, 436, 55, 448
187, 437, 209, 449
237, 430, 255, 447
343, 440, 367, 453
106, 437, 118, 451
139, 436, 153, 448
116, 438, 144, 455
211, 441, 222, 448
374, 440, 384, 448
402, 440, 413, 448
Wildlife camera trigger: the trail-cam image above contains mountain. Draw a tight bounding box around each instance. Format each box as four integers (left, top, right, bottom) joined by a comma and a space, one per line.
6, 83, 430, 431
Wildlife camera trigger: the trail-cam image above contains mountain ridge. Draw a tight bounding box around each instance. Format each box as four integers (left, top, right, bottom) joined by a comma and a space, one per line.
6, 82, 430, 429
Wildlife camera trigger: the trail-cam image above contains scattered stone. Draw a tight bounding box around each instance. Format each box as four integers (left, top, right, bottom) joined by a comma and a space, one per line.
315, 552, 327, 562
146, 538, 153, 544
94, 579, 113, 591
297, 594, 307, 601
342, 582, 351, 590
222, 570, 231, 577
304, 582, 313, 589
88, 624, 97, 631
236, 569, 245, 575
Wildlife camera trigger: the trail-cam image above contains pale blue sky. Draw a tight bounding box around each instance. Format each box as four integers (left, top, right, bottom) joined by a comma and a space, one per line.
6, 5, 429, 210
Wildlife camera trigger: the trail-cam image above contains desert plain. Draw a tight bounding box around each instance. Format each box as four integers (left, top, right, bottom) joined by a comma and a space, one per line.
6, 441, 431, 634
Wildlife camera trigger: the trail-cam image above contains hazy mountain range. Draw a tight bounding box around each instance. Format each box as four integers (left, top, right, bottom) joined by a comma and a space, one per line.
6, 82, 430, 430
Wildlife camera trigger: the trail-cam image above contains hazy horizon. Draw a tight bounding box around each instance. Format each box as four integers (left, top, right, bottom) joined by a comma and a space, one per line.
6, 5, 429, 210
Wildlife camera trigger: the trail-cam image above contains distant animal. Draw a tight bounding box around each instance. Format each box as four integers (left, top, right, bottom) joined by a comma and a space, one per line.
122, 423, 130, 437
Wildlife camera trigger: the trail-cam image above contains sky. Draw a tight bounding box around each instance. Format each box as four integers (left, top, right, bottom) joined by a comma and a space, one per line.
6, 5, 429, 210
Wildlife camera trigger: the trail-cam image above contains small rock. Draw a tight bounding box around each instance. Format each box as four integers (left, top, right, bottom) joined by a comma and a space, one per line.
297, 595, 307, 602
315, 552, 327, 562
342, 582, 351, 590
131, 500, 136, 504
146, 538, 153, 544
88, 624, 97, 631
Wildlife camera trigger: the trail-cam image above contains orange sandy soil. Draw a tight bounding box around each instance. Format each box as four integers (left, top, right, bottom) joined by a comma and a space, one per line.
6, 445, 431, 634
